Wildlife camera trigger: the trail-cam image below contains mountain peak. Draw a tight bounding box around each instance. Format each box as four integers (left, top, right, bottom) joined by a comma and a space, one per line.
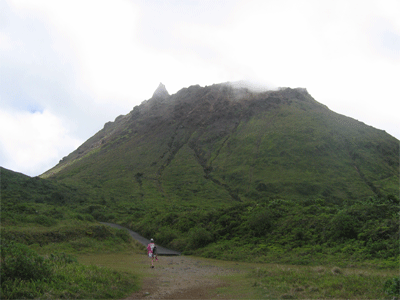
152, 82, 170, 99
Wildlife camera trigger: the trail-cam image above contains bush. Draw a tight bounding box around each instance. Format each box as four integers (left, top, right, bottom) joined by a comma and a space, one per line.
383, 276, 400, 298
0, 241, 138, 299
115, 229, 131, 243
187, 227, 214, 249
33, 215, 58, 227
155, 227, 179, 247
1, 241, 52, 281
329, 210, 359, 240
249, 210, 273, 237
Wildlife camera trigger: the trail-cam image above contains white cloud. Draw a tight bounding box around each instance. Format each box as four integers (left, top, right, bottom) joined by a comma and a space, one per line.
0, 109, 82, 176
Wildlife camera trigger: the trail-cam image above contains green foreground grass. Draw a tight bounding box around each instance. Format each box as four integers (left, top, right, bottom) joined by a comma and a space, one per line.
222, 262, 398, 299
77, 253, 399, 299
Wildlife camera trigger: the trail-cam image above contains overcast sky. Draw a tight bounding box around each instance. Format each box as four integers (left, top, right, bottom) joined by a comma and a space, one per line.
1, 0, 399, 177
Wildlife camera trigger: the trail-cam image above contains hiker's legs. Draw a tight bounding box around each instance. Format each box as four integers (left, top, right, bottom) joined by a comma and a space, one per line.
149, 253, 153, 267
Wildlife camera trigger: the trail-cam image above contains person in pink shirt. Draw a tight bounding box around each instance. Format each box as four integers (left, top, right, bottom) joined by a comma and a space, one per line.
147, 238, 158, 268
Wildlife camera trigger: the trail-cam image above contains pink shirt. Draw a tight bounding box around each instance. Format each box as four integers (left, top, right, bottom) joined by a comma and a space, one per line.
147, 242, 155, 254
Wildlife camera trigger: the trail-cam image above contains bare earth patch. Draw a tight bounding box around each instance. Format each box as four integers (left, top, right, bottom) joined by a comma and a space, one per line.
125, 255, 240, 299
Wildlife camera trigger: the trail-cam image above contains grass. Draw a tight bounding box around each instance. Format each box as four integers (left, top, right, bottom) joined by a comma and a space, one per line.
2, 220, 143, 255
244, 264, 396, 299
191, 257, 398, 299
73, 253, 399, 299
0, 241, 142, 299
1, 259, 140, 299
77, 253, 150, 287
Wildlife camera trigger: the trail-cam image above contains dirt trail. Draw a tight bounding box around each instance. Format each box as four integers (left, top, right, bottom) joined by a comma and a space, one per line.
125, 255, 242, 299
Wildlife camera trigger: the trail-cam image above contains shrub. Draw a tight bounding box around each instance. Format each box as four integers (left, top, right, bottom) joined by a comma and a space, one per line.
115, 229, 131, 243
33, 215, 58, 227
1, 241, 52, 281
175, 216, 196, 232
0, 241, 138, 299
329, 211, 359, 240
249, 210, 273, 237
383, 276, 400, 298
91, 225, 113, 240
187, 227, 214, 249
155, 227, 179, 247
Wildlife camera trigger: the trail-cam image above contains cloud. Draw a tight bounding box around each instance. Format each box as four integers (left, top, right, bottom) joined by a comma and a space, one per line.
0, 108, 81, 176
1, 0, 139, 141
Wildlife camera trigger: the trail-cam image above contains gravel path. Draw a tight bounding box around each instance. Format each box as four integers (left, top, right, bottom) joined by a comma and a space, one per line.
101, 222, 181, 256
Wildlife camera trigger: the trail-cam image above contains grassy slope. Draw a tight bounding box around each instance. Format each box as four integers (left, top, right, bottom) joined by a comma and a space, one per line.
211, 103, 398, 203
43, 86, 398, 208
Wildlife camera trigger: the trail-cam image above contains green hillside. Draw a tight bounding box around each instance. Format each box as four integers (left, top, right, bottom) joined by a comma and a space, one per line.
42, 83, 398, 206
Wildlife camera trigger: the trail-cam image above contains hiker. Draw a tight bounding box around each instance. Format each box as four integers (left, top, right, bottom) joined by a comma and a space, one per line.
147, 238, 158, 268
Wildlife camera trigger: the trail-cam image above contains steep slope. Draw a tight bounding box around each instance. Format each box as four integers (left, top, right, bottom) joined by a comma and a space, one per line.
41, 82, 399, 207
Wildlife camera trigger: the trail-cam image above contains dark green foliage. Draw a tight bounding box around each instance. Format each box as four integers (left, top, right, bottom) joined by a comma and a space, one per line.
33, 215, 58, 227
2, 224, 131, 250
249, 209, 273, 237
1, 241, 53, 281
0, 242, 138, 299
0, 167, 87, 208
155, 227, 179, 246
126, 195, 398, 266
187, 227, 214, 248
329, 211, 359, 240
383, 277, 400, 298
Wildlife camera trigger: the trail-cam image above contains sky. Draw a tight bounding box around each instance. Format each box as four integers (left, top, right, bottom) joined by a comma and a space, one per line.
1, 0, 399, 177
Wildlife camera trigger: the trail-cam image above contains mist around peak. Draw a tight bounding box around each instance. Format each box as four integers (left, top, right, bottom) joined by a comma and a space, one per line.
226, 79, 278, 93
152, 82, 170, 99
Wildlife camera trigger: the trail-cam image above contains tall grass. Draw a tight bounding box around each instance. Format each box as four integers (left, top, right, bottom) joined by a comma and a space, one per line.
207, 258, 399, 299
0, 241, 139, 299
248, 264, 395, 299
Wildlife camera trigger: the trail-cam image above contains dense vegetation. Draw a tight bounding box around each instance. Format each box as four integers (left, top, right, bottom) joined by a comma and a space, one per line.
122, 194, 399, 268
2, 166, 398, 268
1, 241, 138, 299
1, 168, 143, 299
